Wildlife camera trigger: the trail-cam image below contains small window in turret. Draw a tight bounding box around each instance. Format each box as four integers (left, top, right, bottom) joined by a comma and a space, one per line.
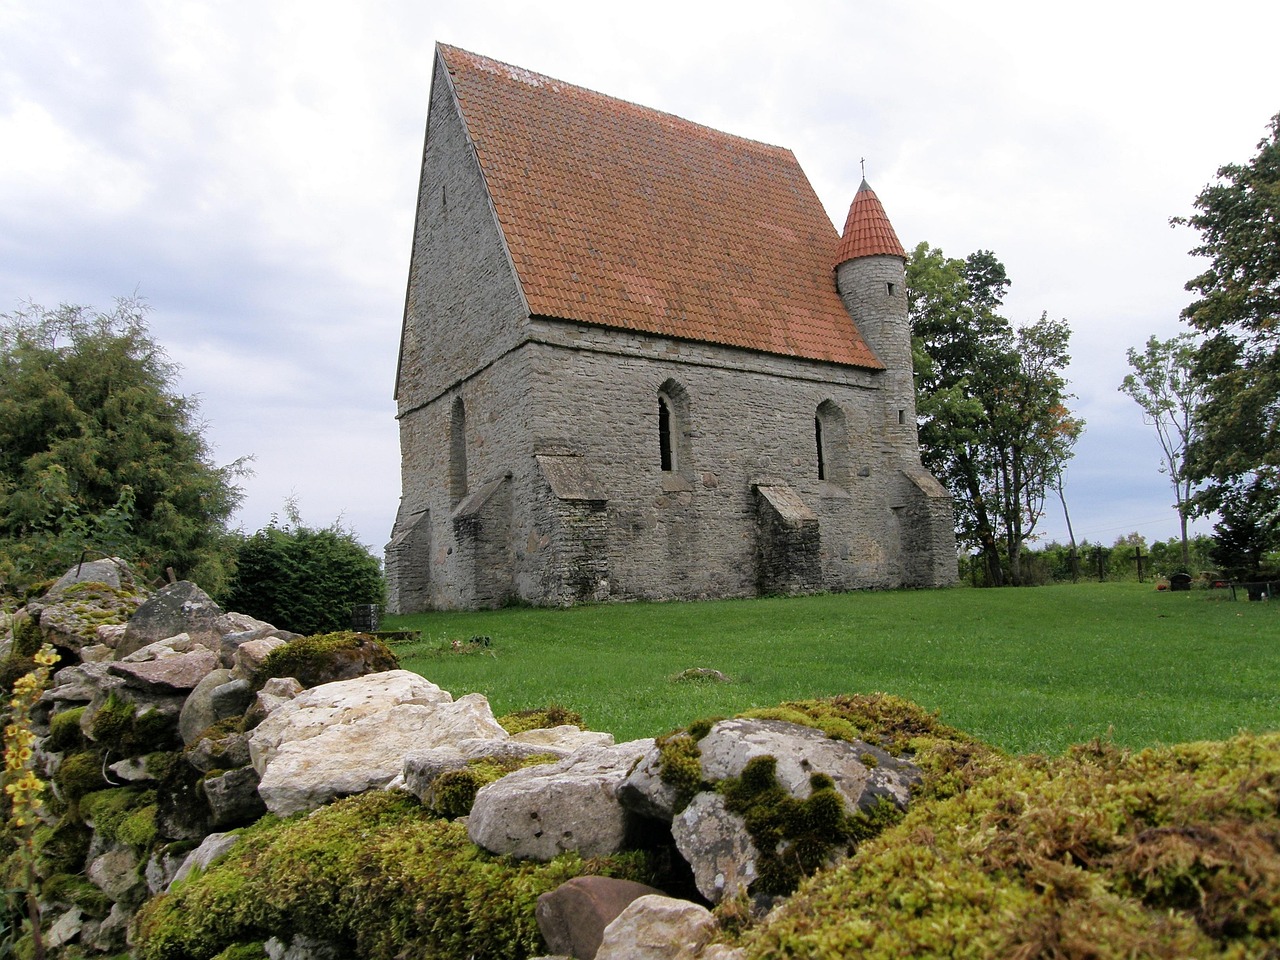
886, 282, 895, 296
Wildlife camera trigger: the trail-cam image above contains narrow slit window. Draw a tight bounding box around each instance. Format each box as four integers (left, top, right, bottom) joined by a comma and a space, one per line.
659, 396, 674, 472
898, 409, 906, 425
815, 416, 826, 480
887, 282, 895, 296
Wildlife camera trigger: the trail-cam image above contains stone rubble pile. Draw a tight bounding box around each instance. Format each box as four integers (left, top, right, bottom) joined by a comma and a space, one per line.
5, 560, 924, 960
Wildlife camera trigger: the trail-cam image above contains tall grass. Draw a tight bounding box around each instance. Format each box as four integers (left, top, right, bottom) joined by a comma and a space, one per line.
384, 583, 1279, 754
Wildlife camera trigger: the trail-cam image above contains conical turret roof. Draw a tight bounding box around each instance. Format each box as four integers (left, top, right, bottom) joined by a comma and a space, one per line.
834, 179, 907, 266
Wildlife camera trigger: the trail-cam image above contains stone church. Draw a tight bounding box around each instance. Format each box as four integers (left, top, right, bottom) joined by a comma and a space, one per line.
385, 44, 956, 612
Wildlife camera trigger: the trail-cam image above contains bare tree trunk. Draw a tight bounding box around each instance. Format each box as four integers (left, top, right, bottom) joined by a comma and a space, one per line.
1056, 470, 1080, 582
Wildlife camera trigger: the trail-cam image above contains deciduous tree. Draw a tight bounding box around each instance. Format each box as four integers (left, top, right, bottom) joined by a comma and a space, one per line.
908, 244, 1082, 585
1175, 113, 1280, 527
1119, 333, 1205, 568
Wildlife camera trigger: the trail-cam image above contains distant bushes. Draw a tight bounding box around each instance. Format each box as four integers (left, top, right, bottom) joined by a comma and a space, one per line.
223, 507, 384, 635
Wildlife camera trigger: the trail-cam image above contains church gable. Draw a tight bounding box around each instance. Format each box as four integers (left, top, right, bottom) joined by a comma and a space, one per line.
437, 44, 882, 370
395, 51, 531, 410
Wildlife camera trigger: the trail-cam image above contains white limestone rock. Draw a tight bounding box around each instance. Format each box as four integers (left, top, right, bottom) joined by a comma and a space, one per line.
250, 672, 507, 816
467, 739, 655, 861
248, 670, 454, 772
670, 792, 758, 904
595, 895, 718, 960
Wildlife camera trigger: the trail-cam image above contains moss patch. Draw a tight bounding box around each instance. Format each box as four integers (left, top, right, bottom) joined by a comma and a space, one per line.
425, 755, 557, 820
54, 749, 108, 802
739, 731, 1280, 959
48, 705, 87, 753
255, 631, 398, 689
133, 789, 652, 960
89, 692, 180, 755
496, 704, 585, 735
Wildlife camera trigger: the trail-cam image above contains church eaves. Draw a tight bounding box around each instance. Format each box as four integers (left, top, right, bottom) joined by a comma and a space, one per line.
834, 179, 908, 266
437, 44, 883, 370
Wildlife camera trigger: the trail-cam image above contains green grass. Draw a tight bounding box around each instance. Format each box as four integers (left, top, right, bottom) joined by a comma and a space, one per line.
383, 583, 1280, 755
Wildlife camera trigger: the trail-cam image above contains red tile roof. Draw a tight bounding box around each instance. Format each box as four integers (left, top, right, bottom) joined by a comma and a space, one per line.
834, 179, 907, 265
437, 44, 883, 370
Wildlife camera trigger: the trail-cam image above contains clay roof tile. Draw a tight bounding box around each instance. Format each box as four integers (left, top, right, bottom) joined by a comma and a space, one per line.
834, 179, 907, 265
438, 44, 883, 370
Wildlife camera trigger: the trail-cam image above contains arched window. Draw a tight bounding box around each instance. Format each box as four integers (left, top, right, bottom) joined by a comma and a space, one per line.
815, 400, 848, 484
449, 396, 467, 502
659, 395, 675, 472
657, 379, 691, 476
815, 416, 826, 480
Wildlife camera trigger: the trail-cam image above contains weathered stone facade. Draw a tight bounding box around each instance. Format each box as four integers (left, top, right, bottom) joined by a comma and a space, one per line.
386, 45, 956, 611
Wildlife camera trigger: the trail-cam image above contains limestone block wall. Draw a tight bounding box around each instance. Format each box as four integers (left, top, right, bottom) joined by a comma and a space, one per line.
395, 55, 530, 413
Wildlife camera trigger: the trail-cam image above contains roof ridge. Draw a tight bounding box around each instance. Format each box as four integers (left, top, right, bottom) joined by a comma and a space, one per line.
436, 43, 796, 158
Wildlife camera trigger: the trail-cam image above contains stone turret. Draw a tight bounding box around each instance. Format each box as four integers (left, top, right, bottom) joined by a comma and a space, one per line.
834, 180, 917, 458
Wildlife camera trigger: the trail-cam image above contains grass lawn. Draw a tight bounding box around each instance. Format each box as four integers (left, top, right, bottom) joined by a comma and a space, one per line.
383, 582, 1279, 755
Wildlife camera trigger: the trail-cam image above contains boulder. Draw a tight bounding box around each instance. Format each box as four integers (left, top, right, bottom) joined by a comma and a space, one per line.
467, 739, 655, 861
670, 792, 758, 904
231, 635, 288, 681
169, 832, 240, 890
87, 845, 144, 904
47, 558, 134, 595
616, 738, 686, 822
204, 766, 268, 828
210, 677, 253, 718
537, 877, 668, 960
249, 670, 455, 771
178, 668, 236, 744
243, 675, 304, 729
116, 581, 225, 659
145, 847, 189, 894
107, 647, 220, 694
512, 724, 615, 752
695, 718, 920, 813
187, 730, 253, 773
45, 906, 83, 950
595, 895, 718, 960
251, 673, 507, 816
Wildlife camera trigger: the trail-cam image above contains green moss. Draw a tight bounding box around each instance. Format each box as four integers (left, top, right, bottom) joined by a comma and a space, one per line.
719, 756, 881, 897
256, 631, 398, 689
739, 731, 1280, 959
48, 706, 87, 753
11, 612, 43, 657
496, 704, 585, 735
54, 750, 108, 802
81, 787, 156, 845
42, 872, 112, 916
89, 693, 179, 754
133, 789, 651, 960
210, 945, 266, 960
655, 731, 705, 814
34, 817, 92, 876
426, 755, 557, 819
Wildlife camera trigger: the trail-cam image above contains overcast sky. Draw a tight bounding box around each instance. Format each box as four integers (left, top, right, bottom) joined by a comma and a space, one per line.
2, 0, 1276, 558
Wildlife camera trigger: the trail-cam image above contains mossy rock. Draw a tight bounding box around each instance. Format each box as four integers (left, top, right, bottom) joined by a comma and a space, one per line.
132, 789, 652, 960
210, 945, 267, 960
255, 631, 398, 690
81, 787, 158, 850
426, 754, 558, 820
42, 872, 113, 916
738, 732, 1280, 959
496, 704, 586, 735
35, 817, 92, 876
54, 750, 109, 802
48, 705, 88, 753
89, 692, 180, 755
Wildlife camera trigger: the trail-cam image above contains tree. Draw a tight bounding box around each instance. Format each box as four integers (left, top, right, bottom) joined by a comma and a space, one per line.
0, 298, 246, 592
223, 503, 386, 635
1119, 333, 1205, 568
908, 243, 1082, 586
1204, 473, 1279, 579
1175, 114, 1280, 529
